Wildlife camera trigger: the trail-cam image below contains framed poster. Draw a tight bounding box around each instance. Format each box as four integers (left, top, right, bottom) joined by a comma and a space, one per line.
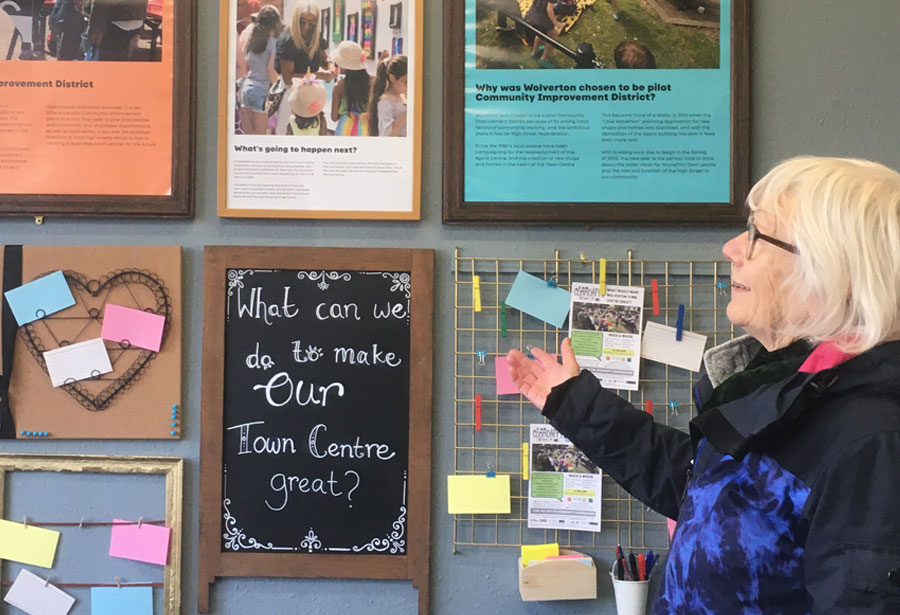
360, 0, 376, 59
347, 11, 359, 42
0, 0, 193, 217
218, 0, 422, 219
443, 0, 750, 224
332, 0, 345, 41
389, 2, 402, 29
320, 6, 331, 40
198, 246, 433, 614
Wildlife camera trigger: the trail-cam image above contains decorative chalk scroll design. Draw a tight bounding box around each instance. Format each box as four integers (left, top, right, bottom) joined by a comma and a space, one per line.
351, 506, 407, 554
18, 269, 172, 412
296, 270, 352, 291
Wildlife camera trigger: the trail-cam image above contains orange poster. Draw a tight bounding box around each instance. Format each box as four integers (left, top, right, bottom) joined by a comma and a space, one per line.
0, 0, 174, 197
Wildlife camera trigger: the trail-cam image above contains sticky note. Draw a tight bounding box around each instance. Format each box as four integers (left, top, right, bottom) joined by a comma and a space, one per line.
495, 354, 558, 395
43, 338, 114, 387
3, 569, 75, 615
109, 519, 171, 566
447, 475, 511, 515
0, 518, 60, 568
101, 303, 166, 352
640, 321, 708, 372
91, 586, 153, 615
504, 271, 571, 328
521, 543, 559, 566
3, 270, 75, 325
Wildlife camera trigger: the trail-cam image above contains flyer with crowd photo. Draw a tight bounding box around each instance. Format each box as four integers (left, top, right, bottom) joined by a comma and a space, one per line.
528, 423, 602, 532
569, 282, 644, 391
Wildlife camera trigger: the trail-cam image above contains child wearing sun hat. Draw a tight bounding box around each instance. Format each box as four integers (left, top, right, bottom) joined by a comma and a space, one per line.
330, 40, 372, 136
285, 73, 328, 135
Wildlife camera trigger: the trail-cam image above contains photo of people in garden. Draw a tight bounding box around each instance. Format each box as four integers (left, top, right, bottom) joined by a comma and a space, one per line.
475, 0, 720, 69
233, 0, 409, 136
1, 0, 164, 62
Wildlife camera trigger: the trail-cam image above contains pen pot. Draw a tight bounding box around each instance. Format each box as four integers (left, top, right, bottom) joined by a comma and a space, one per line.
609, 561, 650, 615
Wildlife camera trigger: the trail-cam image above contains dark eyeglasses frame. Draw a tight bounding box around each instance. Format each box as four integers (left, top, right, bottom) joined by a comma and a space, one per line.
746, 216, 799, 258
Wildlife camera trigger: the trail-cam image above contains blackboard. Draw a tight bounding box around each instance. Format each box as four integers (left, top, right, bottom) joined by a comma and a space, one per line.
199, 247, 433, 615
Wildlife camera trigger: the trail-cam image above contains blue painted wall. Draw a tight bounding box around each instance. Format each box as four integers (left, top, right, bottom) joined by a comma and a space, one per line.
2, 1, 899, 613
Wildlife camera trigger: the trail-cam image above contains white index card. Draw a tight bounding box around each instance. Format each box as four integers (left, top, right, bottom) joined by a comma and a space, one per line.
42, 338, 113, 387
3, 569, 76, 615
640, 321, 708, 373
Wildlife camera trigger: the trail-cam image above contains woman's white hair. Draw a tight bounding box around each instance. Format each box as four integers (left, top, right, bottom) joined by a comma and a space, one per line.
748, 156, 900, 353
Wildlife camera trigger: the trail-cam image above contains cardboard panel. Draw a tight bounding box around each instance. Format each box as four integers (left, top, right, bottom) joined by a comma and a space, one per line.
1, 246, 181, 439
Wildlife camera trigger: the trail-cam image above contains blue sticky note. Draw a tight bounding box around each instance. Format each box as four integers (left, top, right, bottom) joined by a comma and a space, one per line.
504, 271, 571, 328
91, 586, 153, 615
3, 271, 75, 325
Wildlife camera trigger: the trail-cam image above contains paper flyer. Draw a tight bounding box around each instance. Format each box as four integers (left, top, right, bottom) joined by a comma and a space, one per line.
569, 282, 644, 391
528, 423, 601, 532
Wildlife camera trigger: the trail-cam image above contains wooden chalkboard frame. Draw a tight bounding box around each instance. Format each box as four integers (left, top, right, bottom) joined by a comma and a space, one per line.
198, 246, 433, 614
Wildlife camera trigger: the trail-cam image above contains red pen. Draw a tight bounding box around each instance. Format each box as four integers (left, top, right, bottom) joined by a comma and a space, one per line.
638, 553, 646, 581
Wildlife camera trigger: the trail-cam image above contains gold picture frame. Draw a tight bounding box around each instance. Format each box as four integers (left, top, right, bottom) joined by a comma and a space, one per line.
0, 454, 183, 615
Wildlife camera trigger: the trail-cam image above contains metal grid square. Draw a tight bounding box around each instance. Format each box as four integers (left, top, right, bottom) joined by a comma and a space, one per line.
452, 249, 734, 555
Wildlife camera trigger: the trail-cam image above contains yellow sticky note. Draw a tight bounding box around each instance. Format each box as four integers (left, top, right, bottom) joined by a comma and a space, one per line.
521, 543, 559, 566
0, 519, 60, 568
447, 475, 511, 515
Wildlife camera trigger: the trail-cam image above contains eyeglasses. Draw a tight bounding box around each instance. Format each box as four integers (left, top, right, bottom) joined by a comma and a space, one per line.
746, 216, 799, 258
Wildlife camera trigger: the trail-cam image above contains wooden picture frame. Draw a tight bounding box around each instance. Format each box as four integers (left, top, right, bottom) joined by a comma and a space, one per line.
332, 0, 345, 42
0, 454, 184, 615
320, 7, 331, 41
0, 0, 194, 218
198, 246, 433, 615
389, 2, 402, 29
347, 11, 359, 42
443, 0, 750, 224
218, 0, 423, 219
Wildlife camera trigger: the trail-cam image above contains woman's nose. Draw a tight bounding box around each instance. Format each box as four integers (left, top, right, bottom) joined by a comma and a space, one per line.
722, 231, 747, 264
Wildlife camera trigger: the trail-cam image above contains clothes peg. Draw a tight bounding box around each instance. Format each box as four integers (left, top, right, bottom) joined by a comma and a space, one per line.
668, 401, 680, 416
651, 279, 660, 316
475, 394, 482, 431
716, 281, 729, 295
645, 400, 653, 415
547, 276, 558, 288
599, 258, 607, 295
522, 443, 529, 481
500, 302, 507, 337
476, 350, 486, 366
675, 304, 685, 341
473, 275, 482, 312
486, 463, 496, 478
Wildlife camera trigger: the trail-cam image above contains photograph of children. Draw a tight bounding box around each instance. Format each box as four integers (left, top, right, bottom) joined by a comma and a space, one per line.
572, 301, 641, 334
233, 0, 408, 136
1, 0, 165, 62
532, 443, 598, 474
473, 0, 720, 69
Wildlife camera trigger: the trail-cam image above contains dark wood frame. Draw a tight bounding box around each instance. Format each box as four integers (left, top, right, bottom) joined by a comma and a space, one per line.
198, 246, 434, 615
0, 0, 195, 218
321, 7, 331, 41
442, 0, 750, 224
347, 11, 360, 42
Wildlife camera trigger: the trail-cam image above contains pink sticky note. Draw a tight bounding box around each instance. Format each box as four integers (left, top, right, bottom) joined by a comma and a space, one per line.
109, 519, 171, 566
101, 304, 166, 352
495, 355, 559, 395
667, 518, 677, 539
495, 356, 520, 395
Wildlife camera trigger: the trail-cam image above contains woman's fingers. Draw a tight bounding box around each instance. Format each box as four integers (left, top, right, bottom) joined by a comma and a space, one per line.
560, 337, 580, 378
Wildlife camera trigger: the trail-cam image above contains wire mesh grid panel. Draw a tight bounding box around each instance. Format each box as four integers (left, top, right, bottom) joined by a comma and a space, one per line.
452, 249, 735, 556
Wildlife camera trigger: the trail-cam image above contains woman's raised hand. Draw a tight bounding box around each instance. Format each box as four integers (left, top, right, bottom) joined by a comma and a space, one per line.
506, 338, 580, 410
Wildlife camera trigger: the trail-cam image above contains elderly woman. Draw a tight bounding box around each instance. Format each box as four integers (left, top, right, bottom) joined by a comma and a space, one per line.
508, 156, 900, 614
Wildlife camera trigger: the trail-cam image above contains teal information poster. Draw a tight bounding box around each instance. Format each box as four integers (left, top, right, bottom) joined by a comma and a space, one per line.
465, 0, 732, 204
